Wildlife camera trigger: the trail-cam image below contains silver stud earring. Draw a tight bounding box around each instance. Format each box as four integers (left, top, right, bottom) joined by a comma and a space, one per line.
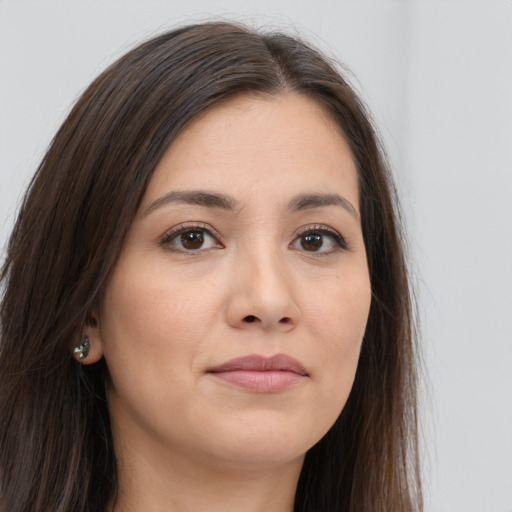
74, 336, 90, 362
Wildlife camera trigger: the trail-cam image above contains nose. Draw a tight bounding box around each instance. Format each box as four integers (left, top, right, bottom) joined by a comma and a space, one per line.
225, 250, 300, 332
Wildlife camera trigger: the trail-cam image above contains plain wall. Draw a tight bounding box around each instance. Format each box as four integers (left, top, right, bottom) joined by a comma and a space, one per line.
407, 2, 512, 511
1, 1, 511, 511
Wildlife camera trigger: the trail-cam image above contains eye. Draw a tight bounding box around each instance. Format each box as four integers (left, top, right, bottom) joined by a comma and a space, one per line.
160, 224, 223, 253
290, 225, 348, 254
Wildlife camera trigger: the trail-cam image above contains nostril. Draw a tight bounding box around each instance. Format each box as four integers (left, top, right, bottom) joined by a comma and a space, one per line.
240, 315, 294, 326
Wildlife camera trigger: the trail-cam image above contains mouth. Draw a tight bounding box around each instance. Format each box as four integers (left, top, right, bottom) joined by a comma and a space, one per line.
207, 354, 309, 393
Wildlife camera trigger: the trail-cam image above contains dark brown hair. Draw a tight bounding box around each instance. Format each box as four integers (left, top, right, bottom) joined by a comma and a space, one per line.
0, 21, 422, 512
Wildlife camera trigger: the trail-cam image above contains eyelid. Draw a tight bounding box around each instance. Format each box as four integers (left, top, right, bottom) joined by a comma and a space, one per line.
158, 222, 349, 254
291, 224, 350, 253
159, 222, 224, 251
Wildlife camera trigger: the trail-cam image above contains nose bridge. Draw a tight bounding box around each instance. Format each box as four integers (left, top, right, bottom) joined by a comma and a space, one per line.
226, 234, 300, 330
247, 244, 288, 300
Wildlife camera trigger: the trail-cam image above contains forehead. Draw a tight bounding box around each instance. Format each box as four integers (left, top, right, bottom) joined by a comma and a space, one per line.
142, 93, 359, 212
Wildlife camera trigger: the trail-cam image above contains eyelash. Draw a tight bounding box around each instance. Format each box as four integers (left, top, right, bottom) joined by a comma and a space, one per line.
292, 224, 349, 254
160, 223, 224, 253
159, 223, 349, 255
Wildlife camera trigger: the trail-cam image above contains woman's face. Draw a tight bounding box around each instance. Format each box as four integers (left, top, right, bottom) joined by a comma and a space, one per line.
91, 93, 371, 470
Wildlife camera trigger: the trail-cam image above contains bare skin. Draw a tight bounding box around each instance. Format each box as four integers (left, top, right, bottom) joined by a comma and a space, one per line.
87, 93, 371, 512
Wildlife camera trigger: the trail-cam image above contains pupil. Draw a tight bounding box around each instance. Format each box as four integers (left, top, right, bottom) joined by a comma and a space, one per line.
181, 231, 204, 249
301, 233, 323, 251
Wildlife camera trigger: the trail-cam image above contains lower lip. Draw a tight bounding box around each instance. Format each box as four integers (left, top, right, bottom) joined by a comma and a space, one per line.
210, 370, 304, 392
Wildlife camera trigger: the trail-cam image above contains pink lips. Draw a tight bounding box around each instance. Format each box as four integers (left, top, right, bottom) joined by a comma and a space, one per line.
207, 354, 308, 392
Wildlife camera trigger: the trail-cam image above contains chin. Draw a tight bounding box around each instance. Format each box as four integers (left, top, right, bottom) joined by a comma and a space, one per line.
192, 411, 325, 469
207, 438, 308, 470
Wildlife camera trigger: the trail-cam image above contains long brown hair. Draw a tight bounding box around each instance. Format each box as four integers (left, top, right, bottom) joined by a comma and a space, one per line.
0, 21, 422, 512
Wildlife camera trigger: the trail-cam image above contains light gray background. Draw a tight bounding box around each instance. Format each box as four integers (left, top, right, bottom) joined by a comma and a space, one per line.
1, 1, 511, 511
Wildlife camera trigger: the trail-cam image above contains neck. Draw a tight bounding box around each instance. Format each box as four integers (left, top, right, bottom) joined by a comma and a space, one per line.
109, 437, 304, 512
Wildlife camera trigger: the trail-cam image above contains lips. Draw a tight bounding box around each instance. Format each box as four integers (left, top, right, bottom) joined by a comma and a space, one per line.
207, 354, 308, 392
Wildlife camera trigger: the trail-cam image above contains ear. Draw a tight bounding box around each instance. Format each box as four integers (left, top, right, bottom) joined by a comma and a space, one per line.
76, 307, 104, 364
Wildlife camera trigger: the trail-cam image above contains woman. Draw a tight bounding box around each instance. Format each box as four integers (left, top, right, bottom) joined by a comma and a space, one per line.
0, 21, 422, 512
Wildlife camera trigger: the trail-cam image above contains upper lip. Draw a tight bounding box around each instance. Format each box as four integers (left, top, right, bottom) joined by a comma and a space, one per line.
208, 354, 308, 376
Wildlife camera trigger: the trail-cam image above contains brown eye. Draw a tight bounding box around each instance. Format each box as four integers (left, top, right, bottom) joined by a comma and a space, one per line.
301, 233, 323, 251
161, 225, 221, 253
291, 226, 347, 254
181, 230, 205, 250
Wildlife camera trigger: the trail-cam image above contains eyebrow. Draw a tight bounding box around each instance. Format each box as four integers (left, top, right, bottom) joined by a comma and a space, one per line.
142, 190, 238, 216
287, 193, 359, 221
142, 189, 359, 221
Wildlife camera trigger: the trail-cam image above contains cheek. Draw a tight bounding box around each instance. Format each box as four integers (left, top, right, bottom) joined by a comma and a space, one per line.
98, 261, 227, 438
305, 267, 371, 353
102, 260, 218, 347
302, 266, 371, 415
98, 260, 223, 402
